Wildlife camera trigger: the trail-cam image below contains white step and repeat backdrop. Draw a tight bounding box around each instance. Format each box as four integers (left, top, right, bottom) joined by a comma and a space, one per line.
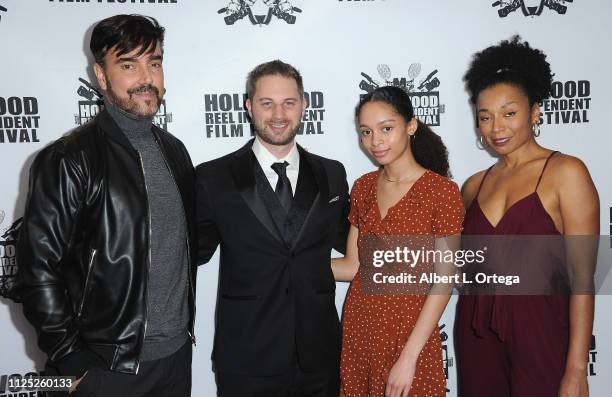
1, 0, 611, 395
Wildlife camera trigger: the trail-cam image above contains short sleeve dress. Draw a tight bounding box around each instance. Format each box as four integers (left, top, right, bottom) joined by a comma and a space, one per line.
340, 169, 464, 397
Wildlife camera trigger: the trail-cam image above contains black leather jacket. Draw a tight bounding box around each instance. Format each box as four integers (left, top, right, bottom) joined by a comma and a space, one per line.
16, 110, 197, 375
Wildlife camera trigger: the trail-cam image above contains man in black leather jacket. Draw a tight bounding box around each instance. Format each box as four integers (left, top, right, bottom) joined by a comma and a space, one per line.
16, 14, 197, 396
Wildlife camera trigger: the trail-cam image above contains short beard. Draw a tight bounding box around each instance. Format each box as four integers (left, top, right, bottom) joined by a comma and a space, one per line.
105, 77, 161, 118
254, 123, 300, 147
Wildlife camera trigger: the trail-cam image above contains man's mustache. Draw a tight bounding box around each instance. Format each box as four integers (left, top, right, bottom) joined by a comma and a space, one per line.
127, 85, 160, 96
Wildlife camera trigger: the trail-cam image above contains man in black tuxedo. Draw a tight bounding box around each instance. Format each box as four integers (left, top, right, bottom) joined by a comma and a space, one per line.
196, 60, 350, 396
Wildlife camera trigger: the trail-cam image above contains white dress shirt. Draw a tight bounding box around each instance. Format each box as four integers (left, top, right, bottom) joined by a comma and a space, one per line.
252, 137, 300, 196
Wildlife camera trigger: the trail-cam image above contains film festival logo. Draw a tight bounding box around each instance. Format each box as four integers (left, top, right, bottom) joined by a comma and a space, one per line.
588, 334, 597, 376
439, 323, 454, 394
0, 97, 41, 144
203, 91, 326, 139
0, 212, 21, 300
541, 80, 590, 125
359, 63, 445, 126
492, 0, 573, 17
0, 4, 7, 22
218, 0, 302, 26
74, 78, 172, 130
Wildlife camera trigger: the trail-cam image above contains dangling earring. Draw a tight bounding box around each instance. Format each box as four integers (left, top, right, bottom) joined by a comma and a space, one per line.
532, 123, 541, 137
410, 133, 415, 141
476, 135, 486, 150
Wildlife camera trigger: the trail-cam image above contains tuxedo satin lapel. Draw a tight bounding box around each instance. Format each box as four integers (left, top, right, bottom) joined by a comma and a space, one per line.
231, 147, 283, 244
291, 147, 328, 248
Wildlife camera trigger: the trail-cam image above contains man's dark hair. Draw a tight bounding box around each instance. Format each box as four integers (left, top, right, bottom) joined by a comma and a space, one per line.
90, 14, 165, 67
246, 60, 304, 100
463, 35, 553, 106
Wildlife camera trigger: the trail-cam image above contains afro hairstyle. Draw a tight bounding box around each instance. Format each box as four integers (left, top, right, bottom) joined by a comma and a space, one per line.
463, 35, 554, 106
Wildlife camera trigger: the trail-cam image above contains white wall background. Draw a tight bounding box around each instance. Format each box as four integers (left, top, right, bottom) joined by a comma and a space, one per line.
0, 0, 610, 395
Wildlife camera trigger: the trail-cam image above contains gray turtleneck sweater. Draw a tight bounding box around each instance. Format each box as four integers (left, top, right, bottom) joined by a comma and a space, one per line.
105, 101, 189, 362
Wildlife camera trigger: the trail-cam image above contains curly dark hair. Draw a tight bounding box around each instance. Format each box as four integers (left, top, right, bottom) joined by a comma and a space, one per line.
356, 86, 451, 178
463, 35, 553, 106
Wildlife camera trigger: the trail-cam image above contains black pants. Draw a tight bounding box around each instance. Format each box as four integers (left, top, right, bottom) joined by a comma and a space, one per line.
50, 341, 192, 397
216, 358, 339, 397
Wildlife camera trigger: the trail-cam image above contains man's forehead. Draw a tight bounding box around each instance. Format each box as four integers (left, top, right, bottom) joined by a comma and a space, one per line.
254, 75, 301, 99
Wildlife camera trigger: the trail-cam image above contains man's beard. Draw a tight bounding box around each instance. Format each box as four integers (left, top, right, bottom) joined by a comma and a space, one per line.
105, 79, 162, 118
253, 119, 300, 146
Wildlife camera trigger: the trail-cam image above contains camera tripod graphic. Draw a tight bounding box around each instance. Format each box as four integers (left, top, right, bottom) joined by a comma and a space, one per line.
218, 0, 302, 26
0, 4, 7, 22
359, 63, 440, 94
492, 0, 573, 17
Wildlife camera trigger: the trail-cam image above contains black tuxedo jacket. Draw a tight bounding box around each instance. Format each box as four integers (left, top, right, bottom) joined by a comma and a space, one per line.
195, 139, 350, 375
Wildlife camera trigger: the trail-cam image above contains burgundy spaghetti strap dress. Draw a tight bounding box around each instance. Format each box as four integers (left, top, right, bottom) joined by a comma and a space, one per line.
455, 152, 569, 397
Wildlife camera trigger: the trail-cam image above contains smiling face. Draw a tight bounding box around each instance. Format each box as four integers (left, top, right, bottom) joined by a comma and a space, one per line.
476, 82, 540, 155
358, 101, 417, 166
246, 74, 306, 149
93, 43, 164, 117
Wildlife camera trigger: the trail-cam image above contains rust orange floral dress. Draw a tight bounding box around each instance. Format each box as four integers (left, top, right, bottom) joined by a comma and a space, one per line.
340, 170, 464, 397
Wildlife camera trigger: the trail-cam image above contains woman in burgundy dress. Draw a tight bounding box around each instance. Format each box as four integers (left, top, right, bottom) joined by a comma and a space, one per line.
333, 86, 464, 397
456, 36, 599, 397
